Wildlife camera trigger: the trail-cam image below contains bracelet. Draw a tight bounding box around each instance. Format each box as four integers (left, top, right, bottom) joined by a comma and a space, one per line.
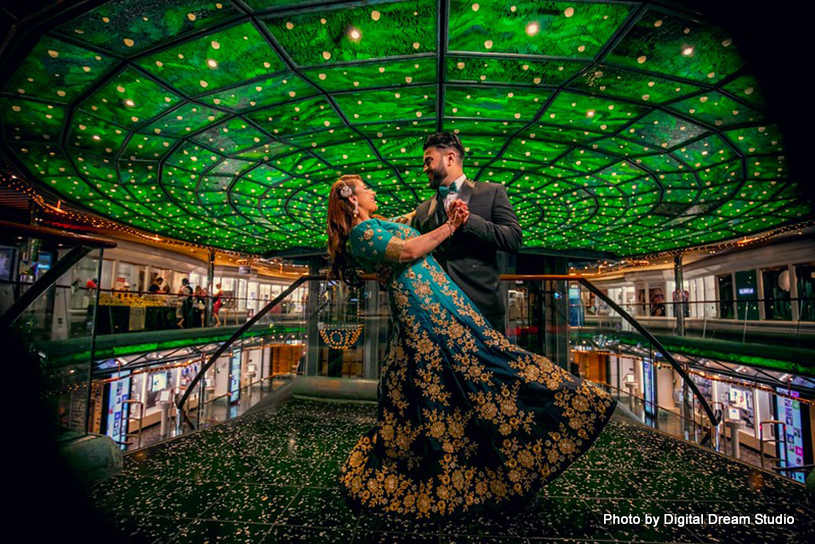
446, 221, 455, 237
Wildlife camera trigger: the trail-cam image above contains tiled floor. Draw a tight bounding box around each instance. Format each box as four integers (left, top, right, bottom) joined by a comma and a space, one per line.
89, 398, 814, 543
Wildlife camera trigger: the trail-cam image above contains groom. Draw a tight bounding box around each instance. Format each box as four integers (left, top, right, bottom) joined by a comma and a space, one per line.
411, 132, 522, 331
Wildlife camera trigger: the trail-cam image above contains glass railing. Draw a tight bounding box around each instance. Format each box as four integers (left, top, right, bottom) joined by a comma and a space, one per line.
579, 297, 815, 349
2, 221, 315, 451
501, 276, 720, 450
0, 281, 311, 339
9, 221, 807, 483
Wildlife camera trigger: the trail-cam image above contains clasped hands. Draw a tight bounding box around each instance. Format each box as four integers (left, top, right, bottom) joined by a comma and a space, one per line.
447, 199, 470, 229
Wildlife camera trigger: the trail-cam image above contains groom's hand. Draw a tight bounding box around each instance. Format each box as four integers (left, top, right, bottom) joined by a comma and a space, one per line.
448, 200, 470, 226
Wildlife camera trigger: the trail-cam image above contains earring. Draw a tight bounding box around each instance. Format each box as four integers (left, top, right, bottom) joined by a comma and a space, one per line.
352, 203, 359, 217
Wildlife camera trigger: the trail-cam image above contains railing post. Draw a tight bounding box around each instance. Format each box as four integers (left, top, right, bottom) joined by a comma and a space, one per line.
673, 254, 686, 337
206, 249, 215, 326
362, 279, 381, 379
306, 258, 321, 376
84, 248, 104, 434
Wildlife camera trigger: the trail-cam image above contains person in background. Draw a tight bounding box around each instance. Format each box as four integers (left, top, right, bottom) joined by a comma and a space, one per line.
148, 277, 164, 293
176, 278, 193, 328
194, 286, 206, 327
85, 278, 98, 291
161, 283, 171, 294
213, 283, 223, 327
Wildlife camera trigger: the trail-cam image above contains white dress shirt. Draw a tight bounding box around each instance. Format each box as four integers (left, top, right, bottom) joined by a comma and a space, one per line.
442, 174, 467, 211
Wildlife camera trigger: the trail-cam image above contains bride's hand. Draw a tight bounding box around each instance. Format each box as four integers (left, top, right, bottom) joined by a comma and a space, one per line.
448, 206, 469, 229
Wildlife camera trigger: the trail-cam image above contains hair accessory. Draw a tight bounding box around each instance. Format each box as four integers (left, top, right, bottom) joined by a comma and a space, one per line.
339, 183, 353, 198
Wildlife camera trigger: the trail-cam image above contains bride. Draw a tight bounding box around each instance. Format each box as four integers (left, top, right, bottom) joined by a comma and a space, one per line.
326, 174, 617, 518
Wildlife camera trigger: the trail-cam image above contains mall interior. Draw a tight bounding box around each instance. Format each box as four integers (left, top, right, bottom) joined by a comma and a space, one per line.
2, 1, 814, 542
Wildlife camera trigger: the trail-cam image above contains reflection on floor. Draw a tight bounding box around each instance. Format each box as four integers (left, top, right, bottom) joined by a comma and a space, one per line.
127, 381, 285, 452
90, 399, 814, 543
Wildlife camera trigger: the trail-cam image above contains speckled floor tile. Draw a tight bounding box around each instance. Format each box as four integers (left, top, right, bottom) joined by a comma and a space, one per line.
249, 456, 320, 486
112, 514, 191, 544
354, 531, 439, 543
264, 525, 355, 543
275, 487, 359, 529
151, 480, 235, 519
441, 536, 528, 543
518, 497, 615, 541
175, 519, 272, 543
87, 398, 813, 544
307, 459, 343, 488
355, 511, 440, 534
204, 483, 298, 524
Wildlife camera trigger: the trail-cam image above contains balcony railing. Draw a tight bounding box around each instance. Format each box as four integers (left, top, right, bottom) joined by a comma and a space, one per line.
5, 219, 808, 482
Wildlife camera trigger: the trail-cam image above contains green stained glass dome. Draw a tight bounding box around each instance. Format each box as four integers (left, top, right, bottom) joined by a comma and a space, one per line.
0, 0, 811, 256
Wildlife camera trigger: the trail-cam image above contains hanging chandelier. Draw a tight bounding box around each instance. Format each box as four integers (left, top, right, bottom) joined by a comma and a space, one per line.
318, 322, 363, 350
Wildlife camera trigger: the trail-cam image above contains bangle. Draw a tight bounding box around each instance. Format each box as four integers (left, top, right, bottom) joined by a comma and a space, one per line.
446, 221, 455, 237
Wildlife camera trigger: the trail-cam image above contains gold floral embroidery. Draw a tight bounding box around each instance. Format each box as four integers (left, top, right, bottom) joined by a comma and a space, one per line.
341, 220, 615, 518
363, 228, 374, 241
469, 382, 534, 435
385, 237, 405, 263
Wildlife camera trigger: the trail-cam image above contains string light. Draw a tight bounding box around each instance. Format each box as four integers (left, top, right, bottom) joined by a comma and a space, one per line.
0, 169, 308, 275
686, 368, 815, 407
572, 221, 815, 275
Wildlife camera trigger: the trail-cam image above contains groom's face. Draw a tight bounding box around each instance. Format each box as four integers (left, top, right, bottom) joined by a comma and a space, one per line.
423, 148, 448, 189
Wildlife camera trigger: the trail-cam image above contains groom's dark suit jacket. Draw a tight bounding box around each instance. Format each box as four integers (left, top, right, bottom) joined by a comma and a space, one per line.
412, 179, 522, 331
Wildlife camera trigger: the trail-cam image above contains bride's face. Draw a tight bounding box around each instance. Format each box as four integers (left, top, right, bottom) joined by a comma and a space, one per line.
352, 183, 378, 214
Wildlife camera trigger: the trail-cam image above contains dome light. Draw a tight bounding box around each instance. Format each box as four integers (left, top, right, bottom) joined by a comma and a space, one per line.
348, 27, 362, 42
682, 46, 694, 56
526, 22, 540, 36
207, 59, 218, 68
124, 99, 135, 107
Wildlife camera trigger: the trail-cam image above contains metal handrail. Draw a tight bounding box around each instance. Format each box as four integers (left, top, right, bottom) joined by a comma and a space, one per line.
774, 463, 814, 473
175, 274, 325, 429
175, 273, 719, 436
0, 219, 117, 249
506, 275, 721, 431
123, 400, 144, 449
0, 221, 117, 331
759, 419, 788, 470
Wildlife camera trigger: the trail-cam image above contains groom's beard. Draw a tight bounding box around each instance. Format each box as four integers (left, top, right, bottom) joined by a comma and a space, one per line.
428, 163, 448, 189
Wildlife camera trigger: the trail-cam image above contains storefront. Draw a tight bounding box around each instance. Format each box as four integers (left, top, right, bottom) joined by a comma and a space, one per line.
605, 350, 814, 469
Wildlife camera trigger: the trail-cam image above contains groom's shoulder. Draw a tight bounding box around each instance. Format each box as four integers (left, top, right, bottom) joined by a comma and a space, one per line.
469, 179, 506, 194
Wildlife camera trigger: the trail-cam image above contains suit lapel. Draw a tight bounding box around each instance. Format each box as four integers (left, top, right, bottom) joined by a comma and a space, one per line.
458, 179, 475, 206
428, 194, 439, 219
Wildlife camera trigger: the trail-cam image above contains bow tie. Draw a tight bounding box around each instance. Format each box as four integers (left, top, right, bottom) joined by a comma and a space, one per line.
437, 184, 458, 199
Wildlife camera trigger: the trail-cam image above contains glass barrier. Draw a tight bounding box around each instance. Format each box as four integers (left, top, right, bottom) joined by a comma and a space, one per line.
573, 294, 815, 349
504, 277, 715, 447
6, 248, 106, 434
126, 289, 311, 451
9, 235, 808, 484
0, 280, 311, 339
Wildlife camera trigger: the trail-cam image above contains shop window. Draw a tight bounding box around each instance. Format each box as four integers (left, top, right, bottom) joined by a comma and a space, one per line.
734, 270, 759, 320
761, 266, 792, 320
717, 274, 734, 319
725, 385, 755, 430
796, 262, 815, 321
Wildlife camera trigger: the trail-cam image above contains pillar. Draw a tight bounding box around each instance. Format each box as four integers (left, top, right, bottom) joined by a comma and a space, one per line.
515, 254, 570, 370
206, 250, 215, 326
362, 279, 382, 379
674, 254, 686, 336
306, 256, 321, 376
